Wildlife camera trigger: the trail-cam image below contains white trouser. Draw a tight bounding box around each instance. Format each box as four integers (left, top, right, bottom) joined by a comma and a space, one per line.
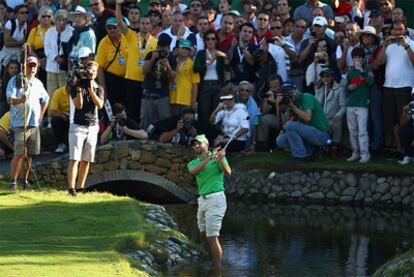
346, 107, 369, 157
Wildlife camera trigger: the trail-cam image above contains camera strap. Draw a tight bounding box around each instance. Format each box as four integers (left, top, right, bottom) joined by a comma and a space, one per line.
104, 39, 121, 71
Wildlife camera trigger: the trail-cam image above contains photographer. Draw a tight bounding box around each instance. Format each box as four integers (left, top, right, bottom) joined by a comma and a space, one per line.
140, 33, 176, 129
67, 61, 104, 197
377, 20, 414, 152
276, 81, 331, 162
255, 75, 286, 152
7, 56, 49, 190
100, 102, 148, 145
152, 108, 198, 146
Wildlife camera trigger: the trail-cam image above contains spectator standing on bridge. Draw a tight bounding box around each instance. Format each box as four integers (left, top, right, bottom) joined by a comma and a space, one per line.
187, 134, 231, 272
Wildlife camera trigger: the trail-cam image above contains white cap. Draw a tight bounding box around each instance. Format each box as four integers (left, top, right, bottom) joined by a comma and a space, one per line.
228, 10, 241, 17
312, 16, 328, 27
78, 47, 93, 59
220, 94, 234, 101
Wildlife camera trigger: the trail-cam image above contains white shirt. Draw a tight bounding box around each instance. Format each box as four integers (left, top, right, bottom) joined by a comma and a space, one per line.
4, 19, 27, 54
336, 44, 354, 67
384, 37, 414, 88
267, 43, 290, 81
5, 0, 24, 9
214, 103, 250, 141
204, 58, 218, 80
196, 33, 204, 53
158, 26, 194, 51
44, 25, 74, 73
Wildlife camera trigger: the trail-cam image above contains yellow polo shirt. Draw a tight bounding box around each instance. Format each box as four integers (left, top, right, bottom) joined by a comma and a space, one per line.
0, 112, 10, 134
50, 86, 70, 113
124, 29, 158, 82
95, 34, 128, 77
169, 58, 200, 106
27, 25, 51, 50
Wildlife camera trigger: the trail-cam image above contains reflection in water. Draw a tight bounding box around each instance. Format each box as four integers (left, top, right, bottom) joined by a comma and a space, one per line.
164, 202, 413, 277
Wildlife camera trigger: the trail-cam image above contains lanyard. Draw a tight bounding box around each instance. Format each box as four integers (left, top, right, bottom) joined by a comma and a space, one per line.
237, 46, 244, 62
138, 32, 151, 54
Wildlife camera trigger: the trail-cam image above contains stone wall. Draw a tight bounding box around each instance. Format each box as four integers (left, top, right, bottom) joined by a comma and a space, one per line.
226, 170, 414, 209
33, 140, 196, 195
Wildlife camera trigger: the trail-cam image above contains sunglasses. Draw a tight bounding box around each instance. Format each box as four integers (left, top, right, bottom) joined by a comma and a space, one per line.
28, 63, 37, 67
106, 25, 118, 30
270, 26, 282, 30
258, 17, 268, 21
19, 11, 29, 14
90, 2, 101, 6
380, 2, 389, 6
42, 15, 52, 18
205, 37, 216, 41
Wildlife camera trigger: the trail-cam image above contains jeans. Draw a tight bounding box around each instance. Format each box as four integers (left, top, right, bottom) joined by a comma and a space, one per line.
368, 86, 383, 151
276, 121, 331, 158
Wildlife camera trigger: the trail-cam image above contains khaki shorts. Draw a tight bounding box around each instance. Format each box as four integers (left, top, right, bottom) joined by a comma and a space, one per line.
11, 127, 41, 155
69, 124, 99, 162
197, 191, 227, 237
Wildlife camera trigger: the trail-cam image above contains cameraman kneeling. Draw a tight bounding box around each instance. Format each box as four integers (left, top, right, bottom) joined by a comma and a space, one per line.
100, 103, 148, 144
276, 81, 331, 162
149, 108, 198, 147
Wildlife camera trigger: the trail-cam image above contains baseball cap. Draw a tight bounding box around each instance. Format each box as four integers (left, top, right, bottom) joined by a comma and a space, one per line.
26, 56, 38, 65
179, 39, 193, 49
191, 134, 209, 145
282, 81, 296, 91
148, 0, 161, 5
78, 47, 93, 59
312, 16, 328, 27
369, 9, 383, 18
105, 17, 117, 26
319, 66, 334, 76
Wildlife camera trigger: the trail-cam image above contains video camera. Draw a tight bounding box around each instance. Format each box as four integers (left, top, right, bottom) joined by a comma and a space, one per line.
67, 58, 88, 85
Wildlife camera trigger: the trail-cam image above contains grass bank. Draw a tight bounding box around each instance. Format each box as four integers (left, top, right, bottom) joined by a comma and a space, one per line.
229, 150, 414, 176
373, 250, 414, 277
0, 186, 178, 277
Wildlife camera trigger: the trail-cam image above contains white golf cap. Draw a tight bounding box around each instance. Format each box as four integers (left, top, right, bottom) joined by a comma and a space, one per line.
220, 94, 234, 101
312, 16, 328, 27
78, 47, 93, 59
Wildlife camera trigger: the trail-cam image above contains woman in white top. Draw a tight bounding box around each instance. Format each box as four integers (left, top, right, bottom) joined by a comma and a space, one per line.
0, 4, 28, 69
44, 9, 73, 96
193, 29, 230, 142
209, 87, 250, 153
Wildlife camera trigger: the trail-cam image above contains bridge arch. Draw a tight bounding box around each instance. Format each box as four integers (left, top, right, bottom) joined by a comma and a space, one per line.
85, 169, 194, 203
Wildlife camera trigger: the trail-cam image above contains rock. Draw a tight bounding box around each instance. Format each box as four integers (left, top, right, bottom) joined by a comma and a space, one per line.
390, 186, 400, 196
140, 151, 157, 163
333, 182, 342, 193
339, 196, 353, 203
144, 165, 167, 174
129, 149, 141, 161
354, 191, 365, 202
401, 177, 411, 187
307, 192, 324, 200
326, 191, 338, 200
120, 158, 128, 169
377, 177, 386, 184
89, 164, 104, 174
155, 158, 171, 168
127, 161, 141, 170
319, 178, 334, 188
372, 193, 382, 201
359, 178, 371, 191
113, 142, 129, 158
402, 195, 413, 205
381, 193, 392, 202
376, 182, 389, 194
268, 193, 276, 199
103, 161, 119, 171
272, 185, 283, 193
342, 187, 357, 197
392, 195, 401, 203
400, 186, 409, 198
291, 191, 303, 198
344, 174, 357, 186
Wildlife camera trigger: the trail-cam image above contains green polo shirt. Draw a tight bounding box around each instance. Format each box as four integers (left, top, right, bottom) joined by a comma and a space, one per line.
187, 154, 229, 196
288, 92, 331, 132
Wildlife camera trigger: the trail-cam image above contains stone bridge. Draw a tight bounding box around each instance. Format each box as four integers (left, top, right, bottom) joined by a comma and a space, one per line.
32, 140, 196, 202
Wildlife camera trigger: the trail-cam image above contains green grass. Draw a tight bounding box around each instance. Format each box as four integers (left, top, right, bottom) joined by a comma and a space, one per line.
229, 150, 414, 176
0, 185, 171, 277
373, 249, 414, 277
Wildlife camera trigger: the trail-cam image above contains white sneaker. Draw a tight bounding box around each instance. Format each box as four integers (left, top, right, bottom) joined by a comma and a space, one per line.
347, 153, 359, 162
55, 143, 67, 154
359, 154, 370, 163
398, 156, 413, 165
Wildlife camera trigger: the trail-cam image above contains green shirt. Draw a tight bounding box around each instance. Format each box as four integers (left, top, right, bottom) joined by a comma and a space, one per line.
187, 154, 229, 196
289, 92, 331, 132
346, 66, 374, 108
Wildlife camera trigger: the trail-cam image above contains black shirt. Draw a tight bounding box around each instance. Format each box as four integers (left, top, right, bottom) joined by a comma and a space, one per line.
230, 43, 258, 84
71, 81, 104, 126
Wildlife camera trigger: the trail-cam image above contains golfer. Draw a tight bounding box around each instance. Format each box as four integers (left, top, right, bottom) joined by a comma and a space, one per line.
188, 134, 231, 271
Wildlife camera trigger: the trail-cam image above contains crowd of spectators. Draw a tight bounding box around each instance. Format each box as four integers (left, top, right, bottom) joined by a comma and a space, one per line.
0, 0, 413, 165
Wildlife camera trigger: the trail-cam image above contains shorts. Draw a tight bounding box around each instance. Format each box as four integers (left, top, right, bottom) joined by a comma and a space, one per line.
11, 127, 41, 155
69, 124, 99, 162
197, 191, 227, 237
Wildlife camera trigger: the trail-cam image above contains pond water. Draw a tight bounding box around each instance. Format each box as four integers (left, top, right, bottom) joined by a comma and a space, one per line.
164, 202, 413, 277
